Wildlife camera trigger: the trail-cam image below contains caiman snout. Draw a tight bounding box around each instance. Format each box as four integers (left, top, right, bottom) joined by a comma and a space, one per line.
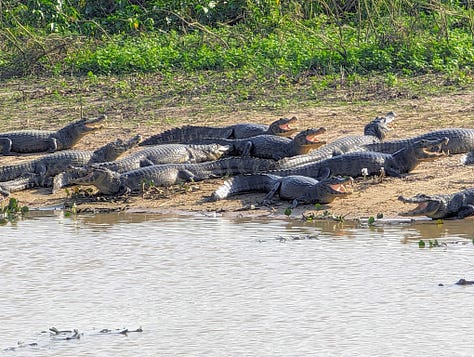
398, 194, 443, 217
83, 114, 107, 131
419, 137, 449, 159
275, 116, 298, 137
326, 177, 354, 195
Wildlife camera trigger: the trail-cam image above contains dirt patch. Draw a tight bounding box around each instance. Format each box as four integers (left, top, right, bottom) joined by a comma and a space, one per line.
1, 77, 473, 220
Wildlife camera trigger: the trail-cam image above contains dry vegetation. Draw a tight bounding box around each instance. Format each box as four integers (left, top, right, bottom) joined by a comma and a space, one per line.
0, 75, 473, 220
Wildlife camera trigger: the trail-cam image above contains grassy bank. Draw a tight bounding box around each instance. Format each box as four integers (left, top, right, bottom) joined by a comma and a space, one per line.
0, 1, 473, 85
0, 1, 473, 133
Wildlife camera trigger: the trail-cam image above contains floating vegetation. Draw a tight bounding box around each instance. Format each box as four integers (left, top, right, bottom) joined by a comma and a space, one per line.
417, 239, 472, 249
0, 197, 29, 225
367, 216, 376, 226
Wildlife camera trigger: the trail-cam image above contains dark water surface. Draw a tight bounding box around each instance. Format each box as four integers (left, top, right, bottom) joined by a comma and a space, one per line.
1, 211, 473, 356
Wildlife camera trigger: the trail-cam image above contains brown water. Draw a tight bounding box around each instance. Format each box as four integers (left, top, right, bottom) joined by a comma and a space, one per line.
1, 211, 474, 356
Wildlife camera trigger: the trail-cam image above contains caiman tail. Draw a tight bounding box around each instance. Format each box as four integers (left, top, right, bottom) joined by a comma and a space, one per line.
0, 161, 36, 182
0, 174, 39, 201
201, 157, 278, 179
140, 126, 232, 146
212, 174, 278, 200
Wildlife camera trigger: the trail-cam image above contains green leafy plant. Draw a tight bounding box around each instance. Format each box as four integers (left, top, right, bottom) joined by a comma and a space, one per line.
0, 197, 29, 225
1, 1, 474, 80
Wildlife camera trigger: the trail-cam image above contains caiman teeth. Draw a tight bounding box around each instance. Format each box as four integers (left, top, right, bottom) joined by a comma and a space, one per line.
329, 183, 352, 193
307, 135, 322, 142
84, 114, 107, 129
85, 123, 105, 129
279, 116, 298, 130
307, 127, 327, 142
399, 202, 429, 216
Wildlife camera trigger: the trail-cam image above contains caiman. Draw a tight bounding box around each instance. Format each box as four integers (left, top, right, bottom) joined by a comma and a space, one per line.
0, 174, 42, 200
210, 174, 353, 207
3, 326, 143, 352
279, 112, 395, 169
0, 115, 106, 155
52, 143, 231, 191
139, 116, 298, 145
398, 188, 474, 219
69, 157, 279, 195
0, 134, 141, 187
270, 137, 448, 179
190, 127, 327, 160
364, 128, 474, 155
94, 143, 230, 172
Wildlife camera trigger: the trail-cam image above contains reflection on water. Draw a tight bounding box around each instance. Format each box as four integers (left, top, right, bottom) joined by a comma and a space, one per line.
1, 212, 474, 356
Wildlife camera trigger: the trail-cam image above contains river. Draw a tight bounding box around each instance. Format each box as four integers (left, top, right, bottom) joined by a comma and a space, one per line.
1, 211, 473, 356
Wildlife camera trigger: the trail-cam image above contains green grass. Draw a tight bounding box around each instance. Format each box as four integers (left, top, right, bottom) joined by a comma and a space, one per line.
1, 1, 473, 84
0, 1, 473, 120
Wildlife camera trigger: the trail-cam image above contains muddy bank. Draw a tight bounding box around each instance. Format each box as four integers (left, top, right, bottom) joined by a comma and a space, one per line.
1, 86, 473, 220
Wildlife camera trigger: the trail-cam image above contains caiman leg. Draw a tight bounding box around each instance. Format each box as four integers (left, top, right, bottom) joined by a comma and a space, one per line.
48, 138, 59, 152
262, 182, 282, 205
242, 141, 253, 156
0, 137, 13, 155
458, 205, 474, 218
53, 171, 83, 192
0, 187, 9, 201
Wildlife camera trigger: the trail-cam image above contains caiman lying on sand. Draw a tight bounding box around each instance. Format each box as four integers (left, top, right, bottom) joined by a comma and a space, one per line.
278, 112, 395, 169
95, 143, 230, 172
398, 188, 474, 219
69, 157, 278, 195
0, 115, 106, 155
0, 135, 141, 198
52, 143, 231, 191
211, 174, 353, 207
139, 117, 298, 145
270, 137, 448, 179
191, 127, 327, 160
364, 128, 474, 155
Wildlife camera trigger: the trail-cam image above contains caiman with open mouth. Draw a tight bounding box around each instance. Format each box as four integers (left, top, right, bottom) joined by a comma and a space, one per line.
139, 116, 299, 145
398, 188, 474, 219
211, 174, 353, 207
271, 136, 449, 179
0, 115, 106, 155
189, 127, 327, 160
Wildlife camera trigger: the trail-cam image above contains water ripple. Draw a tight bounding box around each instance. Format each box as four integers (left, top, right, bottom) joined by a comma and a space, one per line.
1, 214, 473, 356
